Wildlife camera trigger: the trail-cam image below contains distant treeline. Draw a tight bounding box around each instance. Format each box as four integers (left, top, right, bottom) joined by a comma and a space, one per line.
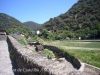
38, 0, 100, 40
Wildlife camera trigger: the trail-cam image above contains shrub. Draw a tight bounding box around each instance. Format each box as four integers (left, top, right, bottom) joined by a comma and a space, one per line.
18, 38, 27, 45
43, 49, 55, 59
36, 37, 44, 45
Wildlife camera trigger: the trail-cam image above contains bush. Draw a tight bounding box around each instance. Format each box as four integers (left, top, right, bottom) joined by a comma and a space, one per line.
18, 38, 27, 45
36, 37, 44, 45
43, 49, 55, 59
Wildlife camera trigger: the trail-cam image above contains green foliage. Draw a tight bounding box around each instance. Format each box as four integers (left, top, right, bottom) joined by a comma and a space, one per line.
0, 13, 31, 37
47, 32, 55, 40
27, 35, 44, 45
39, 29, 55, 40
64, 42, 100, 48
23, 21, 40, 30
36, 37, 44, 45
27, 36, 38, 42
47, 41, 100, 48
40, 29, 49, 38
67, 50, 100, 68
43, 49, 55, 59
44, 41, 100, 68
18, 38, 27, 45
39, 0, 100, 40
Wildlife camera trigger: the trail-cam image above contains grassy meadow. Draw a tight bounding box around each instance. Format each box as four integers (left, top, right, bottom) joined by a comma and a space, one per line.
44, 41, 100, 68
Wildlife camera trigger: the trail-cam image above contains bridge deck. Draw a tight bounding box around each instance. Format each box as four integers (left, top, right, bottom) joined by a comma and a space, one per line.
0, 40, 14, 75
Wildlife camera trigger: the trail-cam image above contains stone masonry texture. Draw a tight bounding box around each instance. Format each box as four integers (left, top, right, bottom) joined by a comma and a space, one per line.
0, 40, 14, 75
7, 35, 99, 75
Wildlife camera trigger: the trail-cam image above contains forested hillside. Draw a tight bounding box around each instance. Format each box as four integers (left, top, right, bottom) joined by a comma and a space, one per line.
40, 0, 100, 40
23, 21, 40, 30
0, 13, 31, 36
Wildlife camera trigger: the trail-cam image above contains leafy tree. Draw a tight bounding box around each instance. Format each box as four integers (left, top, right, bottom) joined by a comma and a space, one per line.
38, 0, 100, 39
40, 29, 49, 38
47, 32, 55, 40
91, 29, 98, 40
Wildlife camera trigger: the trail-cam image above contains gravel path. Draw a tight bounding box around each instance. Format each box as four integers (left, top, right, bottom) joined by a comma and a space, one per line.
0, 40, 14, 75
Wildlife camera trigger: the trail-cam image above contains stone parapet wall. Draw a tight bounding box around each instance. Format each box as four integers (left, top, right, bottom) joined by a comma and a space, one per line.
7, 35, 52, 75
7, 35, 100, 75
7, 35, 78, 75
84, 63, 100, 75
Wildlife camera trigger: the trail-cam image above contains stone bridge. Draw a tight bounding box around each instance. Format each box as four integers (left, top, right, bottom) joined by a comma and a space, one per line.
0, 35, 100, 75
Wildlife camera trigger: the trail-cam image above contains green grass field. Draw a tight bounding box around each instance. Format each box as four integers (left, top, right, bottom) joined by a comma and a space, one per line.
64, 49, 100, 68
44, 41, 100, 68
64, 42, 100, 48
47, 41, 100, 48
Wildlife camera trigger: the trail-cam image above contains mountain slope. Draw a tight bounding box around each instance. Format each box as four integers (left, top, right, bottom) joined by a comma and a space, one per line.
23, 21, 40, 30
0, 13, 31, 36
41, 0, 100, 39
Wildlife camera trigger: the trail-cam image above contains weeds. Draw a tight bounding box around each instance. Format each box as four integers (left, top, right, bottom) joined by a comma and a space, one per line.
18, 38, 27, 45
43, 49, 55, 59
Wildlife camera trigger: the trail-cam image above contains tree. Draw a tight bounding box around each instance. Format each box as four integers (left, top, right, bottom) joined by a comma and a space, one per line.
91, 29, 97, 40
47, 32, 55, 40
41, 29, 49, 38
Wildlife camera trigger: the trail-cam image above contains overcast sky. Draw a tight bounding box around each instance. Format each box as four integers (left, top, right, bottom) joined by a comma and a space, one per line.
0, 0, 78, 24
